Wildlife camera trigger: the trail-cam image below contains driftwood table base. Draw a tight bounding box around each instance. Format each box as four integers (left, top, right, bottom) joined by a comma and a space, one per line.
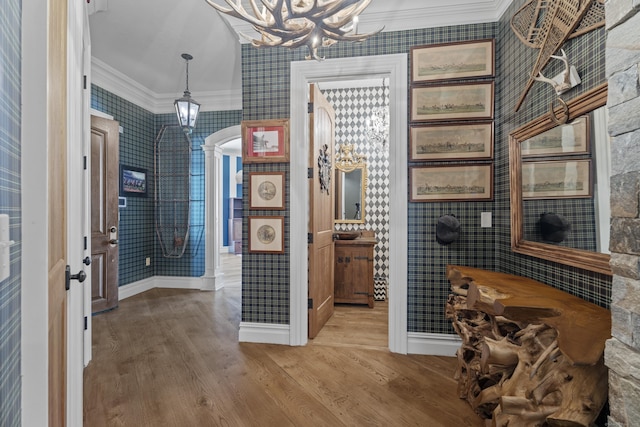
445, 265, 610, 427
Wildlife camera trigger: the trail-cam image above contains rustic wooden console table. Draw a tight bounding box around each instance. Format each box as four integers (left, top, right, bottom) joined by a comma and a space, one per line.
446, 265, 610, 427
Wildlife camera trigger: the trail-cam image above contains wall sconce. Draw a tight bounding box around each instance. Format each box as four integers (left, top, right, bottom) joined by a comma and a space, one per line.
174, 53, 201, 134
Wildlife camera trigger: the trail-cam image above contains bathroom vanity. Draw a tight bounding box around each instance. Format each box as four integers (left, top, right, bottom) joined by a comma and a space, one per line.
334, 233, 376, 308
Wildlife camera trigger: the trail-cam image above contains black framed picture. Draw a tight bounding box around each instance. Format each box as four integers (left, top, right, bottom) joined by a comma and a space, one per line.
120, 165, 148, 197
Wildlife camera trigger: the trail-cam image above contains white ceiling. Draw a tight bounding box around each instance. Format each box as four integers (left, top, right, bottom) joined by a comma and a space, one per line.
88, 0, 512, 114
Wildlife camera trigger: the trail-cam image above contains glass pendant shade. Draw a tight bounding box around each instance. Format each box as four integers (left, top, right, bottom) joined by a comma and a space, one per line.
174, 53, 200, 134
174, 93, 200, 134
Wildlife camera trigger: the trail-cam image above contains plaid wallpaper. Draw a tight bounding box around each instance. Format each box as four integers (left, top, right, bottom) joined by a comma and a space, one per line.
92, 86, 157, 286
0, 1, 22, 425
495, 0, 611, 307
91, 86, 242, 284
153, 110, 242, 276
241, 23, 500, 330
241, 3, 611, 329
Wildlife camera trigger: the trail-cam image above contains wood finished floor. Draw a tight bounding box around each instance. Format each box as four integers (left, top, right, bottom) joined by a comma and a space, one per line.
84, 255, 483, 426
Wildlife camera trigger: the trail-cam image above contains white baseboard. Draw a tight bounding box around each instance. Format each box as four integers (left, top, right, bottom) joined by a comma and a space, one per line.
239, 322, 290, 345
118, 277, 155, 300
407, 333, 461, 356
154, 275, 203, 290
119, 276, 208, 300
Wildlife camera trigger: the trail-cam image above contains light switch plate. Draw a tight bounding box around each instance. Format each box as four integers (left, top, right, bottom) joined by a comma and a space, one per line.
481, 212, 492, 228
0, 214, 14, 282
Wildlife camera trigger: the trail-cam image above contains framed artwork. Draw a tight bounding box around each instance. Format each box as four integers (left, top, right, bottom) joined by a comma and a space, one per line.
249, 172, 285, 210
411, 82, 494, 122
120, 165, 147, 197
248, 216, 285, 253
410, 164, 493, 202
411, 39, 495, 83
521, 115, 590, 157
241, 119, 290, 163
410, 122, 494, 161
522, 159, 592, 199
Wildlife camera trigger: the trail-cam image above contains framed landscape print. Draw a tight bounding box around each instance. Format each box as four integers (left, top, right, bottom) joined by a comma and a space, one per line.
241, 119, 290, 163
522, 159, 592, 199
411, 82, 494, 122
249, 172, 285, 210
410, 164, 493, 202
248, 216, 285, 253
521, 115, 590, 157
411, 39, 495, 83
410, 122, 494, 161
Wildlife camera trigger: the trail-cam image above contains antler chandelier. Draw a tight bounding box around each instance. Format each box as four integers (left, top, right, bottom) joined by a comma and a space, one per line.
205, 0, 382, 60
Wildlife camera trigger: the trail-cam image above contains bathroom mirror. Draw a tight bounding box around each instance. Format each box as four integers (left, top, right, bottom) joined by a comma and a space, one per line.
509, 84, 611, 275
334, 144, 367, 224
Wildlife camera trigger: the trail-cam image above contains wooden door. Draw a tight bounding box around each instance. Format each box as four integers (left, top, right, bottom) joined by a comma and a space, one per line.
308, 84, 336, 339
48, 0, 68, 423
90, 116, 120, 313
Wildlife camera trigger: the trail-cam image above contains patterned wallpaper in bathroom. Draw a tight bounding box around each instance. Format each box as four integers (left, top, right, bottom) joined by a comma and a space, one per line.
322, 85, 390, 299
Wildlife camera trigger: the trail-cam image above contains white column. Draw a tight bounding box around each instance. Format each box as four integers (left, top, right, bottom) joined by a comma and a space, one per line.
201, 143, 224, 290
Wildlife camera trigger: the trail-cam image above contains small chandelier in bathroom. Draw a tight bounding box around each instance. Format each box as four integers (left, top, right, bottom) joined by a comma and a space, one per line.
174, 53, 201, 134
365, 106, 389, 151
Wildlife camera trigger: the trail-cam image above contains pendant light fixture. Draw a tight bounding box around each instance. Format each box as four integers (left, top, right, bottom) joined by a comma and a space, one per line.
174, 53, 201, 134
205, 0, 383, 61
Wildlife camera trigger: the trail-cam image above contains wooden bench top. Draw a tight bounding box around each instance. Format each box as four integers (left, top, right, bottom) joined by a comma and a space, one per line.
447, 265, 611, 365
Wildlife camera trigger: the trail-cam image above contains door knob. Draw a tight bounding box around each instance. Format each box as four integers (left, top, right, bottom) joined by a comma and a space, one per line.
65, 265, 87, 290
83, 256, 91, 265
109, 239, 118, 245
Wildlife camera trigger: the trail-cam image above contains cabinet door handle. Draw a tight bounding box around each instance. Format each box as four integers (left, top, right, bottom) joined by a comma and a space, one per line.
353, 256, 371, 261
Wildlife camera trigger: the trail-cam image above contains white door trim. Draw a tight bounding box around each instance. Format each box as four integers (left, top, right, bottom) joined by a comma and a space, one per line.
289, 54, 409, 353
202, 125, 242, 291
66, 0, 89, 425
21, 2, 49, 424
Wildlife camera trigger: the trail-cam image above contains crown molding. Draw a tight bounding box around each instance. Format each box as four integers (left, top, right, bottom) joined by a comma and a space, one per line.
91, 57, 242, 114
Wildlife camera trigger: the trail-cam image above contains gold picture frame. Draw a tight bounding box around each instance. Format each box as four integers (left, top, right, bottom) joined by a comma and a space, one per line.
411, 39, 495, 83
241, 119, 290, 163
522, 159, 592, 199
409, 122, 494, 161
249, 172, 285, 210
411, 82, 494, 122
410, 164, 493, 202
248, 216, 285, 253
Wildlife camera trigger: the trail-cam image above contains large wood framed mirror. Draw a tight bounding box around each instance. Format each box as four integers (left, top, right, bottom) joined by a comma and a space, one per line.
335, 143, 367, 224
509, 83, 611, 275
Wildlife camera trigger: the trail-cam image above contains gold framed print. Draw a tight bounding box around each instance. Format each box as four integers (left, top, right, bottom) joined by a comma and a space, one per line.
410, 121, 494, 161
410, 164, 493, 202
411, 39, 495, 83
410, 82, 494, 122
241, 119, 290, 163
